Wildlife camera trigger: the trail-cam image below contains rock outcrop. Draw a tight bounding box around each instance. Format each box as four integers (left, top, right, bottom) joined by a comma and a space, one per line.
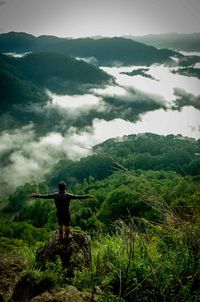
30, 286, 98, 302
0, 253, 28, 302
0, 230, 94, 302
36, 229, 91, 276
11, 274, 53, 302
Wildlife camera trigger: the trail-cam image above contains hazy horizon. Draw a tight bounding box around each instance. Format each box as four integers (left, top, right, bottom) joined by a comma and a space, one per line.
0, 0, 200, 38
1, 30, 200, 39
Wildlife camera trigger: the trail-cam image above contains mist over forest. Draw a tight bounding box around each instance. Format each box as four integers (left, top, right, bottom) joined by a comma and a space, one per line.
0, 31, 200, 302
0, 32, 200, 192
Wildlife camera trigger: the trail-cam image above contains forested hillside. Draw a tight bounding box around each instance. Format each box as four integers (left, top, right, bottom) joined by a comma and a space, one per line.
0, 52, 113, 129
0, 52, 112, 106
47, 133, 200, 187
0, 31, 200, 301
0, 133, 199, 301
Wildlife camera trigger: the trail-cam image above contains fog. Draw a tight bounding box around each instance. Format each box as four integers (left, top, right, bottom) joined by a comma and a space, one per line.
178, 51, 200, 57
1, 62, 200, 191
4, 52, 31, 57
70, 106, 200, 144
101, 65, 200, 104
47, 91, 105, 112
0, 125, 93, 188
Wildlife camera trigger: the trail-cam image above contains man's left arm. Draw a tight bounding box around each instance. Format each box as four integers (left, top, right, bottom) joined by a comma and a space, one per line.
68, 193, 94, 200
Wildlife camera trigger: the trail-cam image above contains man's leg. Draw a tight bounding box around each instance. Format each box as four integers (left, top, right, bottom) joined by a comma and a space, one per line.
58, 225, 63, 239
63, 225, 70, 239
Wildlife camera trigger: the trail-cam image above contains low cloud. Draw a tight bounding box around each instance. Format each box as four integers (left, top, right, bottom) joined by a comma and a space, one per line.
178, 51, 200, 57
0, 126, 61, 189
0, 124, 96, 192
1, 103, 200, 193
3, 52, 32, 57
101, 65, 200, 105
76, 56, 98, 65
23, 86, 165, 136
47, 90, 106, 113
1, 62, 200, 193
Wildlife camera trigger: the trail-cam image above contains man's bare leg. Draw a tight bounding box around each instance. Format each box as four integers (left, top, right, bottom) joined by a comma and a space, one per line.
58, 225, 63, 239
63, 225, 70, 239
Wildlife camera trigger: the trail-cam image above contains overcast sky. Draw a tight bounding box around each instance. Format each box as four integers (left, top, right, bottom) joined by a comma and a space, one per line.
0, 0, 200, 37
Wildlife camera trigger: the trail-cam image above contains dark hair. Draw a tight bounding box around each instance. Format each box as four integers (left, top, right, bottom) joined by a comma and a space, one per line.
58, 181, 66, 192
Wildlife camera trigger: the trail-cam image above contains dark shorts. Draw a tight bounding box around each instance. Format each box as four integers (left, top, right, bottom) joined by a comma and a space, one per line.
56, 211, 70, 226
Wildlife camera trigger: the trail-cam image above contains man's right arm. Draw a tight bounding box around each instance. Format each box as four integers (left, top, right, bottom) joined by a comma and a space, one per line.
30, 193, 55, 199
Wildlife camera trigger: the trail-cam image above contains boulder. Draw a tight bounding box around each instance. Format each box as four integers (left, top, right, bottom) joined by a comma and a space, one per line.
30, 286, 98, 302
0, 253, 28, 302
10, 273, 53, 302
36, 230, 91, 276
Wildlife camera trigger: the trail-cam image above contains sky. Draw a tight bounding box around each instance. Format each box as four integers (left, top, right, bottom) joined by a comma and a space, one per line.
0, 0, 200, 37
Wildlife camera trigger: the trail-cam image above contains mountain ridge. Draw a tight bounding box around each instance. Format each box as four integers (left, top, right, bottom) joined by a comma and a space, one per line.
124, 32, 200, 51
0, 31, 180, 66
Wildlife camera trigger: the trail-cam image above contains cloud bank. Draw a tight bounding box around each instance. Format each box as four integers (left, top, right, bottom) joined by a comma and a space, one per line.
1, 62, 200, 192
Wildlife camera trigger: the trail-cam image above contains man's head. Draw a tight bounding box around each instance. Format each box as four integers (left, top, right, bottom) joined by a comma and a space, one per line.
58, 181, 66, 192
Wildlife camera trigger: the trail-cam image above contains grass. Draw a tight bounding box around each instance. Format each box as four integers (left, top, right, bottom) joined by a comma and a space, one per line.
71, 153, 200, 301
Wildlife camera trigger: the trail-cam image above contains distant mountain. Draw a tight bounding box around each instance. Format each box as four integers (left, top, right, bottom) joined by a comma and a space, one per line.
0, 32, 179, 66
0, 31, 38, 52
42, 37, 177, 66
124, 33, 200, 52
0, 31, 65, 52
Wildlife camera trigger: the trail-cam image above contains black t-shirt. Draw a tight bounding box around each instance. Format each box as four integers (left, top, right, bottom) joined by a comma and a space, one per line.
36, 191, 90, 213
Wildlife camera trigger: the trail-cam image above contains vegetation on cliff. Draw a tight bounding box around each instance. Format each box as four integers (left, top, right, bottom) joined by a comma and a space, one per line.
0, 133, 199, 301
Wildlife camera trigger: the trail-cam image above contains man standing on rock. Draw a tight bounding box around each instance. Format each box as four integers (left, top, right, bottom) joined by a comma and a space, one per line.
31, 181, 94, 240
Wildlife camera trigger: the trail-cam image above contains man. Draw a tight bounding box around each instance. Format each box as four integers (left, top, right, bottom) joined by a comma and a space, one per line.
31, 181, 94, 239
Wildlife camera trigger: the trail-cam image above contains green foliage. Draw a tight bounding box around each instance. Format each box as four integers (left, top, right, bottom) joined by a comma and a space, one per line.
48, 155, 114, 188
4, 183, 35, 212
47, 134, 200, 194
0, 219, 50, 244
4, 182, 49, 213
24, 257, 67, 289
97, 133, 200, 175
0, 237, 27, 253
0, 133, 199, 301
70, 170, 199, 231
186, 158, 200, 176
74, 218, 200, 301
40, 257, 67, 287
18, 199, 55, 228
0, 68, 48, 113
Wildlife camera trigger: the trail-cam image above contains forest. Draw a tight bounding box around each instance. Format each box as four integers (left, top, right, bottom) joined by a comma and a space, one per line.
0, 133, 199, 301
1, 29, 200, 301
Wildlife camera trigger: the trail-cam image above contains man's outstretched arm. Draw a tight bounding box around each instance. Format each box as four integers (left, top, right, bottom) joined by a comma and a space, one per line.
30, 193, 55, 199
68, 193, 95, 200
